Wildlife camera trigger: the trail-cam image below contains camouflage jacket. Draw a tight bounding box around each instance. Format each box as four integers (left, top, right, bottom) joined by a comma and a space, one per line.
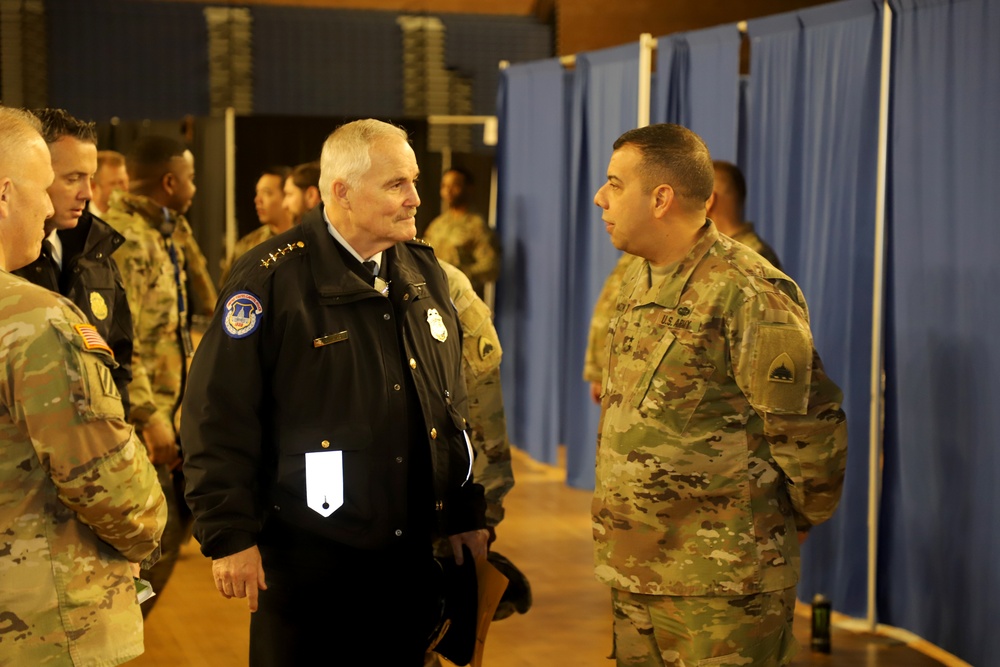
219, 224, 275, 288
583, 253, 640, 384
730, 222, 782, 272
423, 210, 500, 295
103, 193, 217, 436
593, 222, 847, 597
0, 272, 166, 666
439, 260, 514, 527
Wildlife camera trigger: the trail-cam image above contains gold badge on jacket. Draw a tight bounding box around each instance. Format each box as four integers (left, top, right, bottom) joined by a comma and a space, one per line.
426, 308, 448, 342
89, 291, 109, 320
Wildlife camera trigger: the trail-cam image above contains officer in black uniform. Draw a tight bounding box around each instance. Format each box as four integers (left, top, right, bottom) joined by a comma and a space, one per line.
181, 119, 488, 666
14, 108, 133, 410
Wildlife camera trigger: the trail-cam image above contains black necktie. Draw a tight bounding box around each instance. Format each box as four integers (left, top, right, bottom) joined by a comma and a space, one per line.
42, 239, 61, 275
362, 260, 377, 286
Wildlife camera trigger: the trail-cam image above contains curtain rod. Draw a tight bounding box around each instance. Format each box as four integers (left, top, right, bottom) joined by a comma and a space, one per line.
548, 20, 748, 69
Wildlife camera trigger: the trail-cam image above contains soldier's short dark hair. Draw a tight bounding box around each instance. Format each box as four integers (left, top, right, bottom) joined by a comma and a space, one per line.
260, 165, 290, 183
31, 108, 97, 145
613, 124, 714, 206
713, 160, 746, 210
289, 161, 321, 191
127, 135, 188, 184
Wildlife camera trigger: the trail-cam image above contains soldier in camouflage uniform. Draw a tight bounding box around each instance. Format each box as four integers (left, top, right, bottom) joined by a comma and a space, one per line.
104, 135, 217, 611
219, 166, 292, 287
591, 124, 847, 667
708, 161, 782, 271
583, 252, 640, 404
0, 106, 167, 666
438, 259, 514, 533
422, 168, 500, 297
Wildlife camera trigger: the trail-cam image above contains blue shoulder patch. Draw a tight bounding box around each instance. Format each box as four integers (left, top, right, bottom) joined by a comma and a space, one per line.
223, 291, 263, 338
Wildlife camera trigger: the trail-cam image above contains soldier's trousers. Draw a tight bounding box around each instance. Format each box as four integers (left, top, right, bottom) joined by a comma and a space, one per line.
611, 587, 798, 667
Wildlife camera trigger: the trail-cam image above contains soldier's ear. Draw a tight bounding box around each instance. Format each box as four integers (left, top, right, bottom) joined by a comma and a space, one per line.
652, 183, 675, 218
161, 171, 176, 196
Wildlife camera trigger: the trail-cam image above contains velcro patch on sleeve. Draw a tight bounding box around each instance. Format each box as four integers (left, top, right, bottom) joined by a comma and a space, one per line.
749, 322, 812, 415
73, 323, 113, 357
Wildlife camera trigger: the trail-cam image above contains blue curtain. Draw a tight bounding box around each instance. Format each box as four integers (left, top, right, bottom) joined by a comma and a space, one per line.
252, 7, 403, 118
47, 0, 210, 121
651, 25, 741, 162
745, 0, 883, 618
561, 44, 640, 490
880, 2, 1000, 664
495, 60, 573, 466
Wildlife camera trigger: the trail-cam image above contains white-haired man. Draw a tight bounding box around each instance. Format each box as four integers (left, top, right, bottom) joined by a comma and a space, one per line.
182, 119, 488, 665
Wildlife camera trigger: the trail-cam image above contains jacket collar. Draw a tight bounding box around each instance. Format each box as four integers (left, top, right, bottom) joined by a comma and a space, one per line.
643, 219, 718, 309
58, 209, 126, 260
114, 192, 184, 235
301, 206, 429, 301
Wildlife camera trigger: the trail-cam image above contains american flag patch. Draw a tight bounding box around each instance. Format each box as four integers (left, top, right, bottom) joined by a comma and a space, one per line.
73, 323, 113, 357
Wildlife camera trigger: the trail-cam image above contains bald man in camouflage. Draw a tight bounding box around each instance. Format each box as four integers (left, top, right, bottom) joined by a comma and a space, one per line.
0, 106, 166, 665
591, 124, 847, 666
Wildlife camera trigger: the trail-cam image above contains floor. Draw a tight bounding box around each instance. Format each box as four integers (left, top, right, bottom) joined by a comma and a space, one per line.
131, 447, 961, 666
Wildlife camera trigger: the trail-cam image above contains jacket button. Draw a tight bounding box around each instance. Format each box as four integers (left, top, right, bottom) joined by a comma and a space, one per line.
409, 358, 417, 369
395, 456, 403, 463
430, 428, 437, 440
95, 252, 103, 259
321, 440, 330, 448
395, 529, 403, 537
383, 313, 390, 321
403, 293, 410, 301
393, 383, 401, 391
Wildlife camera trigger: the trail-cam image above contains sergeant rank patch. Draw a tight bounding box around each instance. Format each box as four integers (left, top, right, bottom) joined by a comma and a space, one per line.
224, 291, 264, 338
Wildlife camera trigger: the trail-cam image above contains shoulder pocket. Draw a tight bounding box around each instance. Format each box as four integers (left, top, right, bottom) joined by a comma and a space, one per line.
281, 424, 372, 455
52, 319, 124, 421
747, 322, 812, 415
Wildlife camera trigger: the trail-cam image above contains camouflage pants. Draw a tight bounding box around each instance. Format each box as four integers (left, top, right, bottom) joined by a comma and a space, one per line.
611, 587, 798, 667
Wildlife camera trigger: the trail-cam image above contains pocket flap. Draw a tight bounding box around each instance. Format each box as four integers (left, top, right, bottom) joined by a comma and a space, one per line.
282, 425, 372, 455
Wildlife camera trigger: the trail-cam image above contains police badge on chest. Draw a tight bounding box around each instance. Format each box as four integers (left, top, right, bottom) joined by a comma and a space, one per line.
426, 308, 448, 342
